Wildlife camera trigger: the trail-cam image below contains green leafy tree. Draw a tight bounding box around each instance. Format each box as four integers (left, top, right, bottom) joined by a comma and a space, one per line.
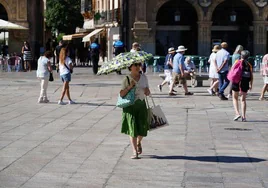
45, 0, 84, 34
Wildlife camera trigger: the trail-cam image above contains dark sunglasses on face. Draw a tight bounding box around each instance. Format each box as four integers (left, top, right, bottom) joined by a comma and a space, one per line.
134, 63, 142, 67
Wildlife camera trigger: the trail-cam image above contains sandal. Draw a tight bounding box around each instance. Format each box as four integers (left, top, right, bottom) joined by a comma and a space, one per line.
137, 143, 142, 155
130, 152, 140, 159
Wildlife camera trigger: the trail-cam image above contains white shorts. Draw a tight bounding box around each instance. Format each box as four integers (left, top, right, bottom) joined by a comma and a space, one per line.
164, 69, 172, 83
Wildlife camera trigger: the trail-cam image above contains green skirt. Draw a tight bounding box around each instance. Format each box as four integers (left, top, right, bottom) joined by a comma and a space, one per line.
121, 99, 149, 137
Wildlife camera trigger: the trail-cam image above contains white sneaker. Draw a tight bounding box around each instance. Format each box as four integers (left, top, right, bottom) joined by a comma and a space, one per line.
68, 100, 75, 104
207, 89, 212, 95
157, 85, 162, 92
227, 94, 231, 99
58, 100, 64, 105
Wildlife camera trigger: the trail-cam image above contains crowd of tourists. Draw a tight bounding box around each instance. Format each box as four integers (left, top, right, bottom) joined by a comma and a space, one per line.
158, 42, 268, 122
34, 40, 268, 160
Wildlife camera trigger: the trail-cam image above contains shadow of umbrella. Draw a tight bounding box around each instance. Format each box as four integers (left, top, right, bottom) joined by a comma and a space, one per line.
143, 155, 266, 163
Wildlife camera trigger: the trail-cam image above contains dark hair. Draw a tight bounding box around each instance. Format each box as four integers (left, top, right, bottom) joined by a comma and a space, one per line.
44, 51, 53, 59
94, 38, 99, 44
24, 41, 31, 49
128, 65, 132, 71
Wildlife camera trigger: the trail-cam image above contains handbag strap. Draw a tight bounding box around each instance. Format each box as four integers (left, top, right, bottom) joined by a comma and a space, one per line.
126, 76, 130, 85
145, 95, 156, 108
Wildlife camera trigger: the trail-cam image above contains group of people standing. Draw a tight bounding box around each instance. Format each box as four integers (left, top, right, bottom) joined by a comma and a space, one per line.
207, 42, 268, 122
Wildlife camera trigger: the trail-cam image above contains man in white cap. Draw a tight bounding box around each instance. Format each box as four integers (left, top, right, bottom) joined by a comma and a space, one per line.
169, 45, 193, 96
158, 47, 176, 92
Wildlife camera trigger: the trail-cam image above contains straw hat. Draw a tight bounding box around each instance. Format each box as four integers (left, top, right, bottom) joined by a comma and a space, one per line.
168, 47, 176, 53
212, 45, 221, 52
176, 45, 187, 52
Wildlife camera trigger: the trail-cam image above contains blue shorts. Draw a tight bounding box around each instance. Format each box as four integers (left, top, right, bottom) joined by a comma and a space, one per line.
60, 73, 71, 82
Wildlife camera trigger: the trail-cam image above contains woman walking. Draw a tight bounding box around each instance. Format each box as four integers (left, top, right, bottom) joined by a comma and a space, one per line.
259, 53, 268, 100
120, 61, 151, 159
36, 51, 53, 103
207, 45, 221, 95
231, 50, 253, 122
227, 45, 244, 98
21, 41, 32, 71
58, 47, 75, 105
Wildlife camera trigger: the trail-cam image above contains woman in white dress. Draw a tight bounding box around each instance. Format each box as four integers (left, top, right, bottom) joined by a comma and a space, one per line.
259, 54, 268, 100
207, 45, 221, 95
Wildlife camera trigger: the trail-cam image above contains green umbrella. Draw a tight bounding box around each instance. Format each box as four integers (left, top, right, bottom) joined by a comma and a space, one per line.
97, 51, 153, 75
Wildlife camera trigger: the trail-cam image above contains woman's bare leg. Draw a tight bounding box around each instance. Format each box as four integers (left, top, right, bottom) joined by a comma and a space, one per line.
129, 136, 138, 158
241, 92, 247, 119
260, 84, 268, 99
232, 91, 240, 116
65, 82, 72, 100
27, 61, 31, 71
60, 82, 67, 101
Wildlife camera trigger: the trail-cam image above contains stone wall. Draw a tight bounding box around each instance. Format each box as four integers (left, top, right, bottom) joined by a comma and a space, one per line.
130, 0, 268, 55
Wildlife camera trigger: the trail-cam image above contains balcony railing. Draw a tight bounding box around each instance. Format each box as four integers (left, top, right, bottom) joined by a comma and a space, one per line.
94, 9, 120, 26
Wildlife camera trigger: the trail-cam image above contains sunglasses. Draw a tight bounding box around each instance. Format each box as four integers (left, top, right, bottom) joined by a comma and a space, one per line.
133, 63, 142, 67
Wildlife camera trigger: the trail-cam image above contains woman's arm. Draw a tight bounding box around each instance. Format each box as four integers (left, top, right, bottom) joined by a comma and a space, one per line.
69, 63, 73, 70
21, 47, 24, 54
120, 85, 134, 97
47, 61, 52, 72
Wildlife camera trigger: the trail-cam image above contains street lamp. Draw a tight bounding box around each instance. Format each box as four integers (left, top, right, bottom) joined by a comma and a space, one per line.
174, 11, 181, 22
230, 10, 237, 22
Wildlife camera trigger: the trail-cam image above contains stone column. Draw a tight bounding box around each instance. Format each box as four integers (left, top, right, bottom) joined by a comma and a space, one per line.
197, 21, 212, 56
253, 21, 267, 55
132, 0, 152, 52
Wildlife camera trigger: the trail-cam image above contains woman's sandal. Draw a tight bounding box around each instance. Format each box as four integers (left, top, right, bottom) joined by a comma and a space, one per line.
130, 152, 140, 159
137, 143, 142, 155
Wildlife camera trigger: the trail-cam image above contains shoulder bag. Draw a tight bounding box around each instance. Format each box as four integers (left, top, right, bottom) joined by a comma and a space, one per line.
49, 72, 54, 82
116, 76, 136, 108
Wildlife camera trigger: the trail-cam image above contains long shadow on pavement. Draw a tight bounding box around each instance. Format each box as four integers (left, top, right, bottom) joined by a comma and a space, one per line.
144, 155, 266, 163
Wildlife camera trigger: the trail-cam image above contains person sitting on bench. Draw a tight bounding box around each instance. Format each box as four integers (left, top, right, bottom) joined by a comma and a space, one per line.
184, 56, 197, 87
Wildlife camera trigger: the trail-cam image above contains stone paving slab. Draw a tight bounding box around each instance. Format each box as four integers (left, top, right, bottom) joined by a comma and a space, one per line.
0, 68, 268, 188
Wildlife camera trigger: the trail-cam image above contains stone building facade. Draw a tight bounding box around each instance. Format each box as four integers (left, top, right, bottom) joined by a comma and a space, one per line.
0, 0, 44, 62
130, 0, 268, 56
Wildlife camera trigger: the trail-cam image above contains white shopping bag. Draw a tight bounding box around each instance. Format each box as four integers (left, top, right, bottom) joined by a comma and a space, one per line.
145, 96, 168, 130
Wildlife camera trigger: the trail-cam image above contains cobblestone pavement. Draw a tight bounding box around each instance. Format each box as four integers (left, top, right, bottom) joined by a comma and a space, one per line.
0, 68, 268, 188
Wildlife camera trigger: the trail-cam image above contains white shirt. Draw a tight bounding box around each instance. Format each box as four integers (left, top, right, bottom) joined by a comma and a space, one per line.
36, 56, 50, 78
59, 57, 72, 76
121, 74, 149, 101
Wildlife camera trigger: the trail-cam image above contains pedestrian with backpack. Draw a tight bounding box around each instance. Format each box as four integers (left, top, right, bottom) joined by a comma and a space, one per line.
230, 50, 253, 122
90, 39, 100, 74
